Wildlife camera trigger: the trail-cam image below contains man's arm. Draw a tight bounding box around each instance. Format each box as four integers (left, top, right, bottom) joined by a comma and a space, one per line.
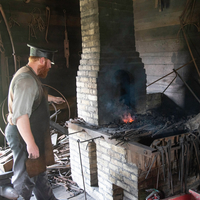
48, 95, 65, 104
16, 114, 39, 159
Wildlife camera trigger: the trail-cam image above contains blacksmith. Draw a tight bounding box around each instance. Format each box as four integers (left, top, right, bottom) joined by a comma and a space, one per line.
5, 44, 64, 200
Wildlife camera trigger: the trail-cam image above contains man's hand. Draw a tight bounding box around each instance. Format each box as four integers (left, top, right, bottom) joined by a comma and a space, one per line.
48, 95, 65, 104
27, 143, 39, 159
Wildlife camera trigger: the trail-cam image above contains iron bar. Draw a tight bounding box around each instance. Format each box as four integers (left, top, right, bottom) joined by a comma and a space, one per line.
147, 60, 194, 87
68, 130, 85, 135
78, 136, 104, 143
50, 109, 61, 120
156, 168, 159, 189
77, 140, 87, 200
76, 135, 103, 200
162, 73, 177, 94
145, 153, 158, 179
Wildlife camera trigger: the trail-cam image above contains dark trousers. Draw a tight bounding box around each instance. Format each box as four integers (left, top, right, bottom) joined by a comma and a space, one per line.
5, 124, 57, 200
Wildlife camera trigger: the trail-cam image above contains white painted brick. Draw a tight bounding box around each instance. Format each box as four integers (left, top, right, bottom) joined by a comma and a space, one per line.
110, 170, 122, 181
87, 82, 97, 89
87, 118, 98, 125
80, 77, 90, 82
81, 88, 90, 93
119, 169, 130, 179
108, 163, 119, 171
98, 171, 109, 180
91, 46, 100, 53
108, 176, 116, 184
82, 47, 91, 53
105, 193, 113, 200
108, 150, 121, 160
77, 93, 87, 99
87, 106, 98, 112
80, 0, 88, 7
81, 100, 90, 105
97, 145, 108, 154
88, 95, 97, 101
116, 180, 130, 192
99, 140, 112, 148
124, 191, 138, 200
111, 158, 123, 168
89, 77, 97, 83
91, 113, 98, 119
98, 164, 110, 174
131, 173, 138, 182
111, 145, 126, 155
82, 110, 91, 117
76, 81, 85, 88
79, 64, 92, 70
91, 65, 99, 70
101, 154, 111, 162
89, 71, 98, 77
123, 163, 138, 175
123, 177, 138, 190
97, 157, 109, 167
91, 89, 97, 95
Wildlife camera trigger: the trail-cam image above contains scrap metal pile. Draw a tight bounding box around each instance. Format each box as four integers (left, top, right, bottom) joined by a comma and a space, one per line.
47, 124, 84, 197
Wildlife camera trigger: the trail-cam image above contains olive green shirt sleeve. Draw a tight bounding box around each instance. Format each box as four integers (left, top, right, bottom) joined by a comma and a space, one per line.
12, 74, 39, 125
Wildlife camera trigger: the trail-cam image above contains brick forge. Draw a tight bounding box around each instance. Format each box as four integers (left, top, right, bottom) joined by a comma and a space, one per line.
68, 124, 139, 200
71, 0, 147, 199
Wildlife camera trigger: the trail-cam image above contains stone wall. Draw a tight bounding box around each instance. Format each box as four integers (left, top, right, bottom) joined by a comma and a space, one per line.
69, 128, 138, 200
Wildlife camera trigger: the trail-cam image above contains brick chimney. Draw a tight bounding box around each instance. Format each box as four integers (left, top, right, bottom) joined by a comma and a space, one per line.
77, 0, 146, 125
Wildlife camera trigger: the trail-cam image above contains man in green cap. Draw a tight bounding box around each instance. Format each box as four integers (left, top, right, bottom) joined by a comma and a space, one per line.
5, 44, 64, 199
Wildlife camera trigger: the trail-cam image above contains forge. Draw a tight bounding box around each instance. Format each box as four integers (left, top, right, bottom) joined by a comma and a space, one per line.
68, 0, 200, 199
68, 108, 200, 200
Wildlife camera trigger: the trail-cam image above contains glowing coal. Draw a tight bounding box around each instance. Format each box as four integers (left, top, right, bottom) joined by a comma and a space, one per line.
121, 113, 135, 123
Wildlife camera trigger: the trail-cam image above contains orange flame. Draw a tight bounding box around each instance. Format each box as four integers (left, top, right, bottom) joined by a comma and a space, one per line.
122, 113, 135, 123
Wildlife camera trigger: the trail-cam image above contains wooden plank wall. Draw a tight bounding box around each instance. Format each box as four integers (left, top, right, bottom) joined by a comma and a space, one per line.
133, 0, 200, 114
0, 0, 81, 144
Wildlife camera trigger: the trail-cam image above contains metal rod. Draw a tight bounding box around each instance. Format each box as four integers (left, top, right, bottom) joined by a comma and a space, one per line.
147, 60, 194, 87
173, 69, 200, 104
76, 136, 104, 199
77, 140, 87, 200
68, 130, 85, 135
145, 153, 158, 179
162, 74, 177, 94
79, 136, 104, 143
156, 168, 159, 189
115, 140, 126, 146
50, 109, 61, 120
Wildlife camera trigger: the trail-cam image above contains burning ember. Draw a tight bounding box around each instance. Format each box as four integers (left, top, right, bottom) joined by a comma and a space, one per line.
121, 113, 135, 123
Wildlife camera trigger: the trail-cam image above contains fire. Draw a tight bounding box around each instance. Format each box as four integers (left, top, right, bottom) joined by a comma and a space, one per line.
122, 113, 135, 123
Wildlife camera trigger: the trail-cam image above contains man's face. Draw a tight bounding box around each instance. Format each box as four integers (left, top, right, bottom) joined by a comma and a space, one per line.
37, 59, 51, 78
